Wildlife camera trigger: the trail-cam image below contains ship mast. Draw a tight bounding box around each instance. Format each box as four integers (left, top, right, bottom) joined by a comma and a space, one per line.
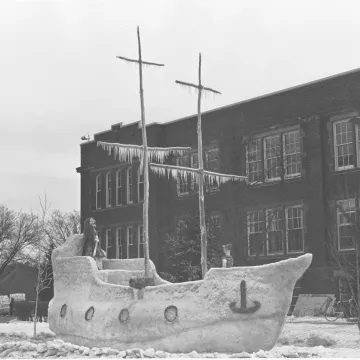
150, 54, 247, 279
116, 27, 164, 277
98, 27, 190, 278
176, 54, 221, 277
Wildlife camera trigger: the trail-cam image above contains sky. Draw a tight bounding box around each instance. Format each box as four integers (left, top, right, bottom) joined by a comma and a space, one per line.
1, 0, 360, 214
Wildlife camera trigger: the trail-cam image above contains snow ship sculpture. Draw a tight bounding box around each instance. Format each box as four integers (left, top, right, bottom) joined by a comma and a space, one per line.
48, 220, 312, 354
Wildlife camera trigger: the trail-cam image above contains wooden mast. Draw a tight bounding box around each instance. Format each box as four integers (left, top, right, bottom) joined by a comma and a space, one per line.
116, 27, 164, 278
196, 54, 207, 278
175, 53, 222, 278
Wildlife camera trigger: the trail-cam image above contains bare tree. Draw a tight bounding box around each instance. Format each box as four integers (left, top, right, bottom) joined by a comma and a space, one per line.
45, 209, 80, 247
0, 205, 39, 282
33, 195, 53, 337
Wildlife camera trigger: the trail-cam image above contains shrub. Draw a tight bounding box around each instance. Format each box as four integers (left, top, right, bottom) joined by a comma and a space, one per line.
161, 210, 223, 283
13, 301, 49, 322
158, 272, 178, 283
13, 301, 34, 321
37, 301, 49, 321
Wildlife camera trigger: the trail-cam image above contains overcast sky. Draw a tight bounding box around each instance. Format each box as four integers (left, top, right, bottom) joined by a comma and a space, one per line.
1, 0, 360, 214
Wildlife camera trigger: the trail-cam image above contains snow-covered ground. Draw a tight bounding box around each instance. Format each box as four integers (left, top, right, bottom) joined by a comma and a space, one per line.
0, 317, 359, 358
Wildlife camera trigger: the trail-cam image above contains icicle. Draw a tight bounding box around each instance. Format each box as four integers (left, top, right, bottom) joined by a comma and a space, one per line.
202, 170, 247, 186
98, 141, 190, 165
149, 163, 199, 182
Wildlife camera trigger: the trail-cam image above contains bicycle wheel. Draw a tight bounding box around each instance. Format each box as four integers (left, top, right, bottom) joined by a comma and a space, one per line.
324, 307, 343, 322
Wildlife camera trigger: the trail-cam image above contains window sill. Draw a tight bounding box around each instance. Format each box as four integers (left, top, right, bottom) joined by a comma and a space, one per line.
287, 250, 305, 255
335, 165, 355, 172
336, 248, 356, 253
248, 175, 302, 188
177, 188, 220, 198
333, 167, 360, 176
92, 203, 141, 212
267, 251, 286, 256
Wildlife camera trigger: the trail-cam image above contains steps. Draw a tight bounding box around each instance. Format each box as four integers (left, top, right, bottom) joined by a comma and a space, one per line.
288, 277, 303, 316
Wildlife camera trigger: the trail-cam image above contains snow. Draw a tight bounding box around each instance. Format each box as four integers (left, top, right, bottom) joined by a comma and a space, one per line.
0, 317, 359, 357
0, 320, 53, 337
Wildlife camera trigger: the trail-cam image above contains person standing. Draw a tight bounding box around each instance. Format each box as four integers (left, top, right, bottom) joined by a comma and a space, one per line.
9, 297, 14, 316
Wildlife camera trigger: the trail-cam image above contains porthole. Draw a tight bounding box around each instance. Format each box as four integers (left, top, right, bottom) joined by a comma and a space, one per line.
164, 305, 178, 322
85, 306, 95, 321
60, 304, 67, 318
119, 309, 129, 323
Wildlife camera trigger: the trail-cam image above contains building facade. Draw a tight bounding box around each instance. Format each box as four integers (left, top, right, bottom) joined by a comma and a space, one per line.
76, 68, 360, 295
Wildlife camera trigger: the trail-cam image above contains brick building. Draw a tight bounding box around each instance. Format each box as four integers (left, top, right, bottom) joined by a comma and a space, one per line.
76, 67, 360, 295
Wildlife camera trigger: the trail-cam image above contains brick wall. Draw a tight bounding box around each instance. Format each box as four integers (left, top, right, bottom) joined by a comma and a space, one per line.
77, 69, 360, 294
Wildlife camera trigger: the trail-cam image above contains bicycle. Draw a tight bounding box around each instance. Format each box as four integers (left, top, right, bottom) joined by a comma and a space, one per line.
323, 296, 359, 322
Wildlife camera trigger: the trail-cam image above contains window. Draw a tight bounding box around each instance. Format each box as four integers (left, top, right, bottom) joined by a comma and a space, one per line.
116, 170, 123, 206
267, 208, 284, 255
246, 129, 302, 184
177, 155, 190, 195
333, 119, 356, 171
176, 148, 220, 196
138, 225, 144, 258
286, 206, 304, 253
247, 139, 262, 183
105, 229, 112, 258
127, 226, 133, 259
336, 199, 356, 251
247, 210, 266, 256
96, 174, 101, 209
264, 135, 282, 181
138, 167, 144, 202
205, 148, 220, 171
105, 172, 111, 208
190, 154, 198, 191
205, 148, 220, 191
210, 212, 221, 238
283, 131, 301, 177
127, 167, 133, 204
116, 228, 123, 259
247, 205, 304, 257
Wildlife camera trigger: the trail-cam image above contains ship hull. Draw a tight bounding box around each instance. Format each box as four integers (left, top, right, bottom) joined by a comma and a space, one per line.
48, 240, 312, 353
